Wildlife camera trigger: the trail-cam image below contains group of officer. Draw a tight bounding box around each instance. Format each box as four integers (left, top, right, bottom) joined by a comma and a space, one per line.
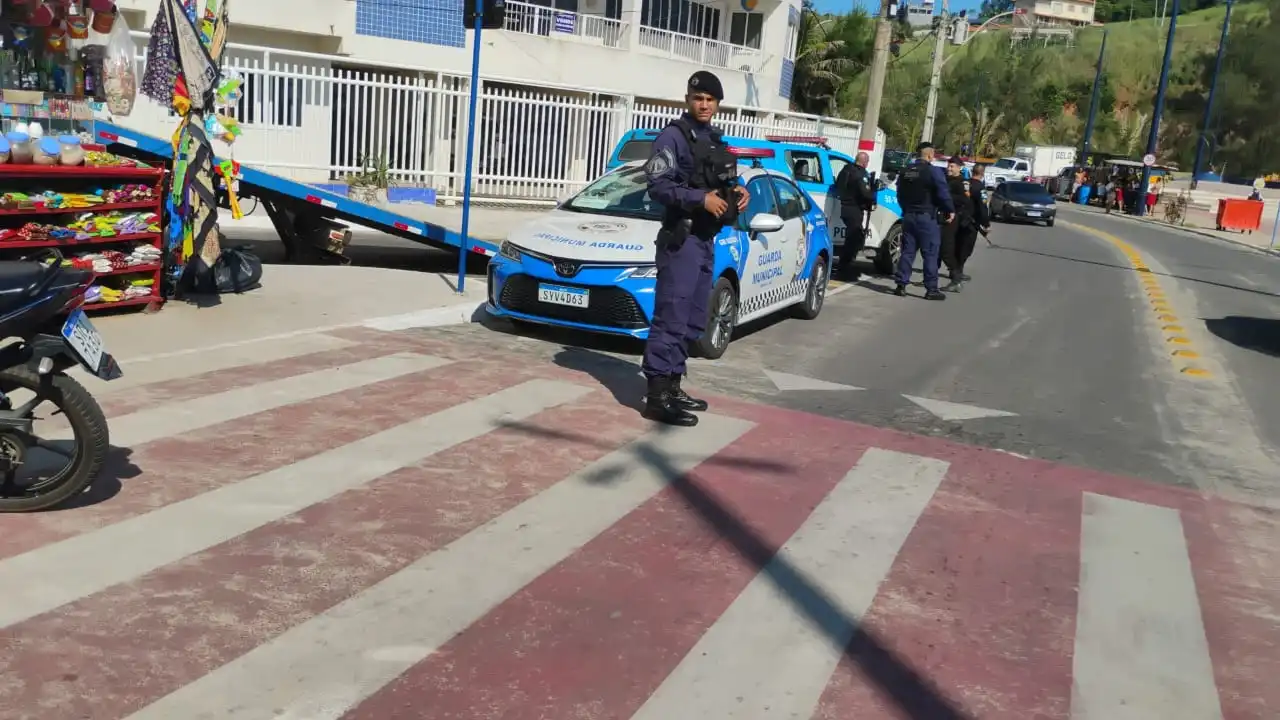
889, 141, 990, 300
637, 71, 993, 426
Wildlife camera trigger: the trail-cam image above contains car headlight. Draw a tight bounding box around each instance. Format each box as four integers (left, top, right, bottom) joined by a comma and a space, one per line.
499, 240, 522, 261
616, 266, 659, 281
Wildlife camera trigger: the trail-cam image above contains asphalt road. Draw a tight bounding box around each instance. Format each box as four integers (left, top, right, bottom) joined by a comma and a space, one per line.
462, 208, 1280, 503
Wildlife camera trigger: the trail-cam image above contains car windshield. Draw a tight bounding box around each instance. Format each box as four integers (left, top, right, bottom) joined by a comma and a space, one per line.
993, 158, 1019, 170
1006, 182, 1052, 200
562, 165, 664, 220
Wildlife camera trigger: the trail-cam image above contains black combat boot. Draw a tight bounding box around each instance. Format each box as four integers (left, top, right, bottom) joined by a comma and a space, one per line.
642, 375, 699, 427
893, 284, 908, 297
924, 289, 947, 301
669, 373, 709, 412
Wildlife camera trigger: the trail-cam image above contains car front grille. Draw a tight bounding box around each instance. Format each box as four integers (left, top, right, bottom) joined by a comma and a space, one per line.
498, 274, 649, 330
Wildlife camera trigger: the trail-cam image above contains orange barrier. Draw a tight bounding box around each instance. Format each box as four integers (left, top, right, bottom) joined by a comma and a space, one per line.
1216, 198, 1264, 232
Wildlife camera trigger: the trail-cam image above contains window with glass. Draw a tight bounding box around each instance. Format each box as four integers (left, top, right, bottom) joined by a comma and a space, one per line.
785, 150, 825, 184
640, 0, 721, 39
561, 166, 663, 220
771, 178, 809, 219
828, 156, 852, 189
729, 12, 763, 49
737, 176, 780, 230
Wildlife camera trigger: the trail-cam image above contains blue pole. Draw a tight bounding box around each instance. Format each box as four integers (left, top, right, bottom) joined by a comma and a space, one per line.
1270, 201, 1279, 250
1191, 0, 1232, 187
1080, 30, 1107, 166
1136, 0, 1178, 218
457, 0, 484, 293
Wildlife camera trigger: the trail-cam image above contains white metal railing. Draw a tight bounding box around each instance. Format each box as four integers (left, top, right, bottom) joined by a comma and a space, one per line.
636, 26, 760, 70
119, 33, 866, 205
503, 1, 627, 48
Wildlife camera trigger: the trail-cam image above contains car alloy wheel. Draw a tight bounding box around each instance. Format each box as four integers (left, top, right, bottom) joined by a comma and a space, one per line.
709, 286, 735, 353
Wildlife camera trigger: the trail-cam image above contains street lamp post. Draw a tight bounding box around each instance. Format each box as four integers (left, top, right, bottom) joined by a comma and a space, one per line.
1079, 29, 1108, 166
919, 9, 1017, 144
1136, 0, 1179, 218
1191, 0, 1233, 188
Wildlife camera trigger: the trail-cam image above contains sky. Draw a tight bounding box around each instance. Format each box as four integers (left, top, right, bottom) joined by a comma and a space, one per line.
812, 0, 986, 18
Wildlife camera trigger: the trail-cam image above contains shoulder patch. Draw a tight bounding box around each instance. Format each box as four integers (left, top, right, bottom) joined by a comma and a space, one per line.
645, 147, 676, 177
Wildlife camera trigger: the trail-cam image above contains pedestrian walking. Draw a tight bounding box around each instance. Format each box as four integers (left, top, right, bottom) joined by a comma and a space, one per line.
639, 70, 749, 427
894, 142, 954, 301
834, 151, 876, 280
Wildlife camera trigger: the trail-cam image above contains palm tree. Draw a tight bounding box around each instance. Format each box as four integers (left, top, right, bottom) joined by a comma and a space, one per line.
790, 9, 865, 116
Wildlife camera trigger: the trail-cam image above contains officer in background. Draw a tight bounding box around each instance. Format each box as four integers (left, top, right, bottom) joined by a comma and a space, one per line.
940, 156, 971, 291
894, 142, 953, 301
833, 151, 876, 280
641, 70, 749, 427
952, 163, 990, 287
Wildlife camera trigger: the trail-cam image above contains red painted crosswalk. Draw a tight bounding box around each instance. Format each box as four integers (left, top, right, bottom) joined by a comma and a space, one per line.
0, 326, 1273, 720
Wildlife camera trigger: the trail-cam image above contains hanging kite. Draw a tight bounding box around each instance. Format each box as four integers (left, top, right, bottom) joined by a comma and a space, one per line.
142, 0, 238, 295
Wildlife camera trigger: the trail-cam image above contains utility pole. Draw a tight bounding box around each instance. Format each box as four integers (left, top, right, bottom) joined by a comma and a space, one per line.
1136, 0, 1179, 217
920, 0, 949, 144
1079, 29, 1108, 166
1191, 0, 1233, 188
858, 0, 895, 157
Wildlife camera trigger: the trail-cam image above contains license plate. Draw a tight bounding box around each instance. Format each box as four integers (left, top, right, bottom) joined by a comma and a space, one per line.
538, 284, 589, 308
60, 309, 106, 373
1026, 211, 1042, 217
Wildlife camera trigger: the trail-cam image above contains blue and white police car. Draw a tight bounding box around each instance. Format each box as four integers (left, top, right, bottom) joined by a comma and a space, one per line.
486, 148, 833, 359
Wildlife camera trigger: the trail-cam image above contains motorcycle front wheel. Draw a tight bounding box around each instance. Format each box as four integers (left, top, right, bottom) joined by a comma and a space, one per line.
0, 367, 109, 513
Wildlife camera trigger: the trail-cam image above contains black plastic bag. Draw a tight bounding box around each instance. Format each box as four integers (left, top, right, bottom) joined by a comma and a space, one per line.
212, 245, 263, 294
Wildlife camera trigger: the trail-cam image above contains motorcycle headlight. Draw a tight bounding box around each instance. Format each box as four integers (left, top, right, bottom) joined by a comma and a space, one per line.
499, 240, 522, 261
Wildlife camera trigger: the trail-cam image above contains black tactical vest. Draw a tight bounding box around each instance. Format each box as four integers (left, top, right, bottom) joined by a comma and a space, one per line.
667, 117, 739, 234
896, 160, 931, 212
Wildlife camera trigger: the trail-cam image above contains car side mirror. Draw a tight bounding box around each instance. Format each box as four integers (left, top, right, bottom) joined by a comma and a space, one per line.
749, 213, 785, 234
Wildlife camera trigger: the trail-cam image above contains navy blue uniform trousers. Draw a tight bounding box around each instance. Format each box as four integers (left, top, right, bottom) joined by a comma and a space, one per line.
641, 230, 714, 378
897, 211, 942, 292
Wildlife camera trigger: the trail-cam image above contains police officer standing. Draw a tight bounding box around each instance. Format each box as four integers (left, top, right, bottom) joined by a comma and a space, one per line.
894, 142, 954, 300
951, 163, 990, 289
939, 156, 971, 291
640, 71, 749, 427
833, 151, 876, 280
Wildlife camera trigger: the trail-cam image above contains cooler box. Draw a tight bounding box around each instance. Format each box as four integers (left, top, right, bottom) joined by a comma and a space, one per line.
1216, 199, 1264, 232
1077, 185, 1092, 205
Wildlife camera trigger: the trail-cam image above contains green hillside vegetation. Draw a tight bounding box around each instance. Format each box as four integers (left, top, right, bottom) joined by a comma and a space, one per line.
793, 0, 1277, 176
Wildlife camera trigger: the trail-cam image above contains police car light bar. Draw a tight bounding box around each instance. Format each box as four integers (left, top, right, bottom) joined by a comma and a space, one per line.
764, 134, 829, 147
728, 147, 776, 158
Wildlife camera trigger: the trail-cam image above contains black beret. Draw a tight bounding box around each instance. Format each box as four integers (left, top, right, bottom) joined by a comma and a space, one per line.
687, 71, 724, 101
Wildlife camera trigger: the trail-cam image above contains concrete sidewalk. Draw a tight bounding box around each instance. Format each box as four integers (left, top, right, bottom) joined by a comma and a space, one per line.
91, 264, 487, 367
221, 201, 547, 245
1063, 202, 1279, 255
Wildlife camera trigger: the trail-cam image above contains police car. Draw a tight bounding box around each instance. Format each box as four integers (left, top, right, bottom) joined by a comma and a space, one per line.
609, 131, 904, 275
486, 147, 833, 359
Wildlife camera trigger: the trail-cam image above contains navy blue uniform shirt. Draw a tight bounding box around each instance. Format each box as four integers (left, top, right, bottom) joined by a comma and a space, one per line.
898, 159, 955, 216
645, 113, 712, 212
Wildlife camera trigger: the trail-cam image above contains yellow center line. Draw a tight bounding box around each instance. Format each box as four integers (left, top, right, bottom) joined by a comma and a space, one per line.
1063, 221, 1212, 379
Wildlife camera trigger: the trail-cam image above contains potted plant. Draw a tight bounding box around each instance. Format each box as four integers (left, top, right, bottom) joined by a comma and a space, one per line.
345, 152, 394, 207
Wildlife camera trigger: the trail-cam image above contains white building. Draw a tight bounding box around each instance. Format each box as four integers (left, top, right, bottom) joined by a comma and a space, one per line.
1012, 0, 1096, 27
107, 0, 881, 203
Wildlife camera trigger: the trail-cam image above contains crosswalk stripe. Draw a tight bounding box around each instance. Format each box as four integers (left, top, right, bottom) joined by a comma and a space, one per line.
0, 378, 588, 629
1070, 493, 1224, 720
126, 413, 755, 720
631, 448, 949, 719
56, 352, 452, 446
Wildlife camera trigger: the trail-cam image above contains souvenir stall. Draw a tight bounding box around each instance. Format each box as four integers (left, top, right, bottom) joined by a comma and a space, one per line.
0, 0, 166, 311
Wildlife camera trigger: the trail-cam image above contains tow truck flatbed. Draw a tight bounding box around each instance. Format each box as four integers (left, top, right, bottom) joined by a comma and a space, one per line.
90, 120, 500, 261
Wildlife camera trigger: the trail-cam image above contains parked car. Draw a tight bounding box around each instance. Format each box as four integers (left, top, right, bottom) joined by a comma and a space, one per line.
989, 181, 1058, 227
486, 157, 834, 359
607, 131, 904, 275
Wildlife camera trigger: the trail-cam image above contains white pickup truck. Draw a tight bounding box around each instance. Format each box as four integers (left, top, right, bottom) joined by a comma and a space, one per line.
984, 145, 1077, 188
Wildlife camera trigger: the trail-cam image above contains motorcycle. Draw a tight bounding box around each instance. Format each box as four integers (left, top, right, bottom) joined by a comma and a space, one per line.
0, 249, 121, 512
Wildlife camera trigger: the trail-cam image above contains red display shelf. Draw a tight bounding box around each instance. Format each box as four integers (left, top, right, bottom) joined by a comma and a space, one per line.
0, 165, 163, 179
0, 200, 159, 217
82, 295, 160, 311
80, 263, 163, 278
0, 232, 160, 249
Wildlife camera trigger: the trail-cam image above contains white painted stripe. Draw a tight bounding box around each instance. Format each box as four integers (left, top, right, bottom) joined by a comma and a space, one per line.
1070, 493, 1224, 720
76, 332, 355, 395
63, 352, 449, 446
0, 379, 589, 629
126, 414, 755, 720
361, 302, 484, 331
630, 447, 949, 719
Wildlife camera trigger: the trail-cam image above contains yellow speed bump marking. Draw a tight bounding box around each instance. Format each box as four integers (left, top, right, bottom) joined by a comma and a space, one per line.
1063, 220, 1212, 381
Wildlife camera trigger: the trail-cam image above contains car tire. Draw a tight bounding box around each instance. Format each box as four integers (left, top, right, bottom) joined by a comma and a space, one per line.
873, 224, 903, 276
1002, 207, 1013, 223
693, 277, 737, 360
1046, 217, 1055, 228
792, 254, 828, 320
